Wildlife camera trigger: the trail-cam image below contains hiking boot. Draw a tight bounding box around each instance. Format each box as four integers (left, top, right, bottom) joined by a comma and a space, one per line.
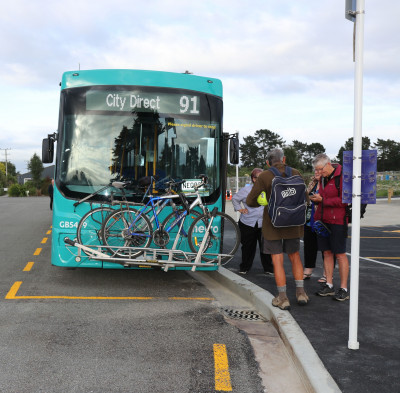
296, 291, 309, 305
272, 296, 291, 310
333, 288, 350, 301
316, 284, 335, 297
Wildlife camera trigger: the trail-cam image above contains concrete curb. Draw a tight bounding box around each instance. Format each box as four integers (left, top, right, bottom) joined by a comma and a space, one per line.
193, 267, 341, 393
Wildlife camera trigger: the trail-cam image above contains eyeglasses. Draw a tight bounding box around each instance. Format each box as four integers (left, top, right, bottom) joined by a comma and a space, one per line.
314, 163, 328, 172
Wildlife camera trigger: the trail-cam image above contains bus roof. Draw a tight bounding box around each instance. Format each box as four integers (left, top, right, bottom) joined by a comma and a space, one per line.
61, 69, 223, 97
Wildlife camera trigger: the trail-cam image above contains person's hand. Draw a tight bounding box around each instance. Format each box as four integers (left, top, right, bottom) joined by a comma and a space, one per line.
239, 208, 248, 214
310, 194, 322, 203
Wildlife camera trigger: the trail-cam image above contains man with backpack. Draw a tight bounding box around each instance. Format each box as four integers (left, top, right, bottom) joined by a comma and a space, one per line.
310, 153, 350, 301
246, 148, 309, 310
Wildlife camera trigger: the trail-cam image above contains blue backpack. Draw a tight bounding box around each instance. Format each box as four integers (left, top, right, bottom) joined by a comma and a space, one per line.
268, 166, 307, 228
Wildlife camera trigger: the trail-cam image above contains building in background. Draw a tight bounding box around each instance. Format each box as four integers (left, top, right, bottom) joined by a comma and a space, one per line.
18, 165, 54, 185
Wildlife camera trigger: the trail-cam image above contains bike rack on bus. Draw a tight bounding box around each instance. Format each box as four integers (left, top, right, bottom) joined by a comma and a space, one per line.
64, 205, 234, 271
63, 238, 232, 271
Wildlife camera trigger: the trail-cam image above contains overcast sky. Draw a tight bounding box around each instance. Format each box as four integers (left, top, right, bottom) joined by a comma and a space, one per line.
1, 0, 399, 174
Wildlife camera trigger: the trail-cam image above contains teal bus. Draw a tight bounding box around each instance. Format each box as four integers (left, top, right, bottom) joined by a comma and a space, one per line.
42, 69, 239, 269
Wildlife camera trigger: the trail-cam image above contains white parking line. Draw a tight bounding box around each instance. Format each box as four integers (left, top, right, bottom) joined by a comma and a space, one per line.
300, 240, 400, 270
350, 254, 400, 270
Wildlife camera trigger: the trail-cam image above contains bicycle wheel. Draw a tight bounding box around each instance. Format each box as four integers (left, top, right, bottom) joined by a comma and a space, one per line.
188, 212, 240, 263
161, 209, 201, 260
77, 206, 115, 247
101, 208, 152, 258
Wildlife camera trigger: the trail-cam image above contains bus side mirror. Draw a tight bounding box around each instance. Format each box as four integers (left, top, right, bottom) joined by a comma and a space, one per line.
42, 137, 54, 163
229, 137, 239, 165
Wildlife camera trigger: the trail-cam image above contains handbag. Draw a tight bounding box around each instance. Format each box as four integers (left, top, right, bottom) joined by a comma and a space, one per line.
313, 220, 331, 238
312, 188, 331, 237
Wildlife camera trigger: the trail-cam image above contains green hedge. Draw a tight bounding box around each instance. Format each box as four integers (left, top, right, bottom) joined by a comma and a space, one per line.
8, 184, 26, 197
7, 180, 51, 197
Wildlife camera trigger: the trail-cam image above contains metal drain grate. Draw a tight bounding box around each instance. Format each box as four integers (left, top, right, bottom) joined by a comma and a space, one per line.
221, 309, 264, 322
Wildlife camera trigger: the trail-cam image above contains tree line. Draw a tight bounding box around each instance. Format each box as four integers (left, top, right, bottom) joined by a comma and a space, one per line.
229, 129, 400, 176
0, 153, 49, 196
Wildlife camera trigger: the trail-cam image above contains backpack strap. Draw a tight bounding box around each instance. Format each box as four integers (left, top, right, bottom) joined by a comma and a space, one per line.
268, 166, 292, 177
268, 166, 281, 177
285, 166, 293, 177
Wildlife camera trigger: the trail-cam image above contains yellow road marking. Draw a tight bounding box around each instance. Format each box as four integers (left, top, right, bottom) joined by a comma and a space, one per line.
168, 297, 214, 300
41, 238, 48, 244
4, 282, 214, 301
213, 344, 232, 391
33, 248, 42, 256
23, 262, 34, 272
5, 282, 22, 299
46, 230, 52, 235
384, 230, 400, 233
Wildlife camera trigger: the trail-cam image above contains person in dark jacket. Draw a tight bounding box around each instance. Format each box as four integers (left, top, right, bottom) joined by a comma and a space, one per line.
310, 153, 350, 301
48, 179, 54, 210
246, 148, 309, 311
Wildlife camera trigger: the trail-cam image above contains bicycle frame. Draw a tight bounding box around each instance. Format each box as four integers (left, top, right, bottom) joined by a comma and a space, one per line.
162, 192, 208, 236
125, 182, 209, 239
138, 177, 186, 225
124, 194, 183, 238
142, 194, 176, 226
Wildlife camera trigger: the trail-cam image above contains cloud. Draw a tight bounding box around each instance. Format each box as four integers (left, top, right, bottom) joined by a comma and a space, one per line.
0, 0, 399, 173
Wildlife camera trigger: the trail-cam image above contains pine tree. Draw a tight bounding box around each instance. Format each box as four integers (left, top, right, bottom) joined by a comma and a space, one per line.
27, 153, 44, 191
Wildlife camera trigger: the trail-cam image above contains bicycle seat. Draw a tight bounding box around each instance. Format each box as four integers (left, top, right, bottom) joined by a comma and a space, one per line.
111, 181, 126, 189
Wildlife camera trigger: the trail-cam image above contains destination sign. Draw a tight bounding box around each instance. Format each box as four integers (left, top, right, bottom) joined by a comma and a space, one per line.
86, 90, 201, 115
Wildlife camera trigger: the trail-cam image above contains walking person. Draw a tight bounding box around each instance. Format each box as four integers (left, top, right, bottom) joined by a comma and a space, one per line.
48, 178, 54, 211
246, 148, 309, 310
232, 168, 274, 275
310, 153, 350, 301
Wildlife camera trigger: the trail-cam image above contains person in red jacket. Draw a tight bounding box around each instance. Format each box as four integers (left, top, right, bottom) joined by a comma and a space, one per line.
309, 153, 350, 301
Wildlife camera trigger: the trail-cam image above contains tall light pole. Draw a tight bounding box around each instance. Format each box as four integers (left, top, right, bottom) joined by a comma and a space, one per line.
0, 148, 11, 177
345, 0, 365, 350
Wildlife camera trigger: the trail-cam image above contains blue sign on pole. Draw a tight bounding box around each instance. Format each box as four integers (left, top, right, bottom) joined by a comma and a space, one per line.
342, 150, 377, 204
345, 0, 356, 22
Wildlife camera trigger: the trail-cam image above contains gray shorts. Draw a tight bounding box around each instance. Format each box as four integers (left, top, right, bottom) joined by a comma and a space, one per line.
263, 238, 300, 255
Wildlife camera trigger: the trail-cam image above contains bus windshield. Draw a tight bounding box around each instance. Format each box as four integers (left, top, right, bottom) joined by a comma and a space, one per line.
57, 86, 223, 201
